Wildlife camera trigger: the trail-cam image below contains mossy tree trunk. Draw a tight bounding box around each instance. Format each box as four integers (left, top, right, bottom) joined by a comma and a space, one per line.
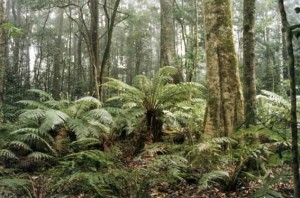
203, 0, 244, 137
243, 0, 256, 127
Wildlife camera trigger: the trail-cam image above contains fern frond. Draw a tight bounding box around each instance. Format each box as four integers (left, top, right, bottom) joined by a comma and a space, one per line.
17, 100, 48, 109
211, 137, 237, 145
0, 149, 18, 160
105, 107, 124, 115
63, 150, 114, 168
88, 120, 111, 135
198, 170, 229, 190
133, 75, 152, 92
45, 99, 70, 109
0, 178, 32, 197
8, 141, 32, 152
75, 96, 102, 107
105, 78, 145, 101
20, 133, 55, 153
18, 109, 45, 121
157, 66, 178, 77
27, 151, 53, 160
11, 128, 40, 136
39, 109, 69, 132
259, 90, 289, 107
66, 118, 89, 139
71, 138, 102, 148
27, 88, 54, 100
85, 109, 113, 125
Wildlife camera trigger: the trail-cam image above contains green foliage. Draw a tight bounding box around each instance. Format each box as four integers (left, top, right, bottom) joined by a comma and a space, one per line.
105, 66, 204, 142
251, 171, 292, 198
198, 170, 229, 191
0, 89, 114, 169
2, 23, 23, 38
0, 177, 33, 197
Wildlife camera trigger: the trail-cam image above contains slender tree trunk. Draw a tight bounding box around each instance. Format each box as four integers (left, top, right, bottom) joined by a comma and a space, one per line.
278, 1, 300, 197
0, 0, 5, 103
52, 9, 64, 99
11, 0, 21, 88
203, 0, 244, 137
99, 0, 121, 101
243, 0, 256, 127
89, 0, 100, 100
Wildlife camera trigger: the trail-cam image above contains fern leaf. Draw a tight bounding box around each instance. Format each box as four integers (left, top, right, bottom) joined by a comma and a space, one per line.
66, 118, 89, 139
21, 133, 56, 154
86, 109, 113, 125
11, 128, 40, 135
157, 66, 178, 76
0, 149, 18, 160
18, 109, 45, 121
0, 178, 32, 197
39, 109, 69, 132
17, 100, 48, 109
45, 99, 70, 109
27, 151, 53, 160
75, 96, 101, 106
198, 170, 229, 190
9, 141, 32, 152
71, 138, 102, 148
27, 88, 54, 100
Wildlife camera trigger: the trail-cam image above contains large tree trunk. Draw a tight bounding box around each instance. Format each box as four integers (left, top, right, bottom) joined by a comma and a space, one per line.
243, 0, 256, 127
160, 0, 182, 83
203, 0, 244, 137
0, 0, 5, 103
278, 1, 300, 197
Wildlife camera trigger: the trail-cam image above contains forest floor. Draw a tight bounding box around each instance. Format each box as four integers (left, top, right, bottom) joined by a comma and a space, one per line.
119, 141, 294, 198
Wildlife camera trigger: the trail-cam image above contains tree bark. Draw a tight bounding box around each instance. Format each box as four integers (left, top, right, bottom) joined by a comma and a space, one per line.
243, 0, 256, 127
51, 9, 64, 100
278, 1, 300, 197
0, 0, 5, 103
203, 0, 244, 137
99, 0, 121, 101
160, 0, 182, 83
89, 0, 100, 100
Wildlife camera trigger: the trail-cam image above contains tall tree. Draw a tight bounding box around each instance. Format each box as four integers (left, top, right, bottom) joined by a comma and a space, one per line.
278, 1, 300, 197
52, 8, 64, 99
99, 0, 121, 100
243, 0, 256, 127
89, 0, 100, 100
160, 0, 182, 83
203, 0, 244, 137
0, 0, 5, 103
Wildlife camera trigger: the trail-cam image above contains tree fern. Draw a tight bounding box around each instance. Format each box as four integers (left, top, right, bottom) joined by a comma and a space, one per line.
105, 66, 204, 143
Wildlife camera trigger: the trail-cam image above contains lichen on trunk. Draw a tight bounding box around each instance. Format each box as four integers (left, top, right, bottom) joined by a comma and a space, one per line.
203, 0, 244, 137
